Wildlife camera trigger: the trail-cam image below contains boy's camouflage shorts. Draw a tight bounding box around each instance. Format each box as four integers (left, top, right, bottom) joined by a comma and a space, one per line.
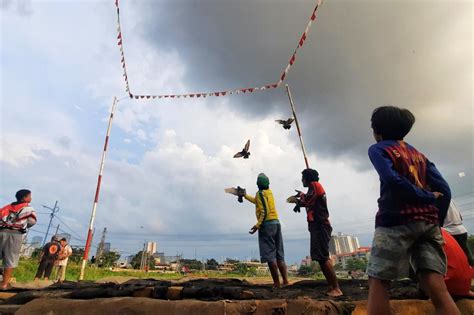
367, 221, 446, 280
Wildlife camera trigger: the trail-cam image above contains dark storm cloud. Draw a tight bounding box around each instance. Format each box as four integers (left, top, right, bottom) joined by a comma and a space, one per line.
130, 0, 472, 191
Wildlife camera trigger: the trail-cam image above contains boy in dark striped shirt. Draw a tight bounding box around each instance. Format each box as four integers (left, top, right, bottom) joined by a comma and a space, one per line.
367, 106, 460, 315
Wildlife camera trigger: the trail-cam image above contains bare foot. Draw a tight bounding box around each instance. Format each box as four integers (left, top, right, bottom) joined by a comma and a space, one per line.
326, 288, 343, 297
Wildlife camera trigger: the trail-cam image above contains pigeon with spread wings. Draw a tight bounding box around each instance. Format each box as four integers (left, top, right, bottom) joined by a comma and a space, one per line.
233, 139, 250, 159
275, 118, 295, 130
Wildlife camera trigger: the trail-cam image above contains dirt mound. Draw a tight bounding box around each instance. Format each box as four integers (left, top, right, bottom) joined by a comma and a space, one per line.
15, 297, 355, 315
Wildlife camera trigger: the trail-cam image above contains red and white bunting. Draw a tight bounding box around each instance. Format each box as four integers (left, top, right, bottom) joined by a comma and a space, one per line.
114, 0, 322, 100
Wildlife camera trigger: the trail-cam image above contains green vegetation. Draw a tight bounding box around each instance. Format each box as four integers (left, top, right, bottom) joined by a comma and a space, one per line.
14, 258, 181, 283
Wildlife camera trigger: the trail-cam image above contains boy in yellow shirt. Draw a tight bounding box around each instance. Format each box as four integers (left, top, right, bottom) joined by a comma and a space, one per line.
239, 173, 289, 288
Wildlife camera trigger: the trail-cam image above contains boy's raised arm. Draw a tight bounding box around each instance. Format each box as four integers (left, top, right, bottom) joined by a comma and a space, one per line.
245, 194, 256, 204
369, 146, 436, 203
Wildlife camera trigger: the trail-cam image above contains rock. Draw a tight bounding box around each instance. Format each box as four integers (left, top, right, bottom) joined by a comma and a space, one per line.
5, 290, 71, 305
0, 292, 17, 300
152, 286, 169, 299
95, 276, 138, 284
0, 304, 21, 315
166, 286, 183, 300
239, 290, 255, 299
132, 287, 154, 298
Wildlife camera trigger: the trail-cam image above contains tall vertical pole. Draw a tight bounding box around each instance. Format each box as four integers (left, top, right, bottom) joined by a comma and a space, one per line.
79, 97, 118, 280
42, 201, 59, 246
55, 224, 60, 236
285, 84, 310, 169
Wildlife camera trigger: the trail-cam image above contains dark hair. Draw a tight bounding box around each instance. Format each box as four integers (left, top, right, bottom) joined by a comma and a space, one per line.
15, 189, 31, 202
371, 106, 415, 140
302, 169, 319, 182
60, 238, 67, 242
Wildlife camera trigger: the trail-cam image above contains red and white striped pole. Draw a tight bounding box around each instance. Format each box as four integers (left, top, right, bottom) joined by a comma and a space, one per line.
79, 97, 118, 280
285, 84, 310, 169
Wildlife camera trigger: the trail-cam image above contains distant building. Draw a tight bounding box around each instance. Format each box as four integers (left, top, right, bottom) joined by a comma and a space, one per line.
103, 242, 111, 254
300, 256, 312, 267
329, 232, 360, 255
30, 236, 42, 249
146, 242, 157, 255
334, 247, 371, 270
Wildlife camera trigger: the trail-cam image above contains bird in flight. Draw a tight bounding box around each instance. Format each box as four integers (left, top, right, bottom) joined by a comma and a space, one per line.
275, 118, 295, 130
233, 139, 250, 159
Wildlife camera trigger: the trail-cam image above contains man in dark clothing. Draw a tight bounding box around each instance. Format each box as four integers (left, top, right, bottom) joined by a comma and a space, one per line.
35, 236, 62, 280
294, 168, 342, 297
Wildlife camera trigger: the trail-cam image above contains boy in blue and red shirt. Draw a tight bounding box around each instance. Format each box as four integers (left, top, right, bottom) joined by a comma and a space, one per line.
367, 106, 459, 315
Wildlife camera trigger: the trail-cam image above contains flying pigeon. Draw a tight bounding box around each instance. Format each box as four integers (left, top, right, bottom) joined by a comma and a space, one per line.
275, 118, 295, 130
233, 139, 250, 159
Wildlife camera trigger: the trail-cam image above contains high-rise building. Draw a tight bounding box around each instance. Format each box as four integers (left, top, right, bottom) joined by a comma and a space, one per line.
103, 242, 111, 254
329, 232, 360, 255
146, 242, 157, 254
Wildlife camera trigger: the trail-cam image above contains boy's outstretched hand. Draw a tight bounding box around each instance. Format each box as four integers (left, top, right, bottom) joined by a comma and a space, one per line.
249, 226, 258, 234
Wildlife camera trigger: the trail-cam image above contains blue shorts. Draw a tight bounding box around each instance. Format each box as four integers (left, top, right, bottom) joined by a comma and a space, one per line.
258, 222, 285, 263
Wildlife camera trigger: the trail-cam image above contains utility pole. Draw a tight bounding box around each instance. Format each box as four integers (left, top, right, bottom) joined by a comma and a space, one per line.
140, 240, 147, 271
55, 224, 60, 236
42, 201, 59, 246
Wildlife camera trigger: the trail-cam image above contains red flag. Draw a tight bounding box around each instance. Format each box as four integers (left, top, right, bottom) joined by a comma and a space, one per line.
272, 84, 278, 88
266, 85, 272, 89
140, 96, 145, 99
146, 96, 151, 99
241, 89, 247, 93
164, 95, 169, 98
129, 93, 133, 98
311, 6, 318, 21
115, 0, 118, 8
280, 73, 286, 81
299, 33, 306, 47
171, 95, 176, 98
197, 94, 201, 98
248, 88, 254, 92
117, 32, 122, 39
289, 54, 296, 65
118, 39, 122, 46
222, 92, 227, 96
190, 94, 195, 98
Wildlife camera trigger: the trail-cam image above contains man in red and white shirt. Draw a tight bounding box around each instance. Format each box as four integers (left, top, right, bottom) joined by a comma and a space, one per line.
0, 189, 37, 290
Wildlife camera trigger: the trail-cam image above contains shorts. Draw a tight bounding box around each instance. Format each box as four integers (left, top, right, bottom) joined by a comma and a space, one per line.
258, 222, 284, 263
308, 222, 332, 262
0, 230, 23, 268
367, 221, 446, 280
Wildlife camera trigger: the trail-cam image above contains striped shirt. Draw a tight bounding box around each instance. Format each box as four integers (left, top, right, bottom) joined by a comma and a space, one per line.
368, 140, 451, 227
0, 202, 37, 233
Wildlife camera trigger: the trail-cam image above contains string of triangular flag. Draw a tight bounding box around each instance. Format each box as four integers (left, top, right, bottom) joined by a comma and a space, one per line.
114, 0, 322, 100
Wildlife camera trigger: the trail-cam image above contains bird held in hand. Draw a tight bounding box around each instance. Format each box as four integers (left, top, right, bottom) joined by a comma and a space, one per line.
233, 139, 250, 159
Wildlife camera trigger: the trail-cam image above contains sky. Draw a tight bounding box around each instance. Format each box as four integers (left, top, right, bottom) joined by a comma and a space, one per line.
1, 0, 472, 264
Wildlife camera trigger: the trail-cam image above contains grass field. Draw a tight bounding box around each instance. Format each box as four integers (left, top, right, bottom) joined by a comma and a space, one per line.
14, 258, 323, 283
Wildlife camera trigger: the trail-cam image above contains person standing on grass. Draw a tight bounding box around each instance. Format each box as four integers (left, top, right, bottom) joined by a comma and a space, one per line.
294, 168, 342, 297
35, 235, 62, 281
238, 173, 289, 288
0, 189, 37, 290
367, 105, 459, 315
55, 238, 72, 283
